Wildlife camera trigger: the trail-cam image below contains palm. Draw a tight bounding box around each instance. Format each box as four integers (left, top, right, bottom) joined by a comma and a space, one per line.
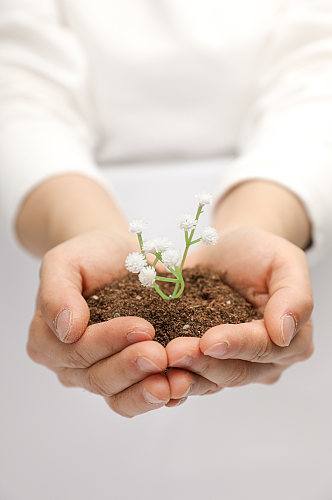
185, 226, 293, 311
50, 229, 137, 297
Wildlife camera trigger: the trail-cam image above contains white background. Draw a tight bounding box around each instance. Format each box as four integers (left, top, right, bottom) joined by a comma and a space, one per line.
0, 160, 331, 500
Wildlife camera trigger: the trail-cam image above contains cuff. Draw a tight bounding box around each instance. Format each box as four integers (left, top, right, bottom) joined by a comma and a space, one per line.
0, 117, 110, 248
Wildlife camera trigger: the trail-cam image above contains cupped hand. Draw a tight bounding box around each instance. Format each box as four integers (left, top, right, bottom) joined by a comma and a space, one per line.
165, 227, 314, 406
27, 230, 171, 418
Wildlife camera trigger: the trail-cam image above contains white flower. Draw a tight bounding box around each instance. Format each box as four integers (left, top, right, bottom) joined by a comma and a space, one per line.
138, 266, 156, 287
200, 226, 218, 246
142, 239, 156, 254
195, 192, 213, 206
177, 214, 197, 231
143, 237, 173, 254
129, 219, 147, 234
153, 236, 173, 252
125, 252, 147, 273
161, 248, 181, 268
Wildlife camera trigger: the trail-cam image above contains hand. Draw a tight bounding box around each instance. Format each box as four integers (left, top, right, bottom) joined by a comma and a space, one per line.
165, 227, 314, 405
27, 230, 171, 418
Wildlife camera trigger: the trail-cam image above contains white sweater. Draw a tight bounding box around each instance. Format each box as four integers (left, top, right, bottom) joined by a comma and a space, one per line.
0, 0, 332, 261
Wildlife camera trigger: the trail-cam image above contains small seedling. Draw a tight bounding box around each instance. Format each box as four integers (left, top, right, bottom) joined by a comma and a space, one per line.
125, 193, 218, 301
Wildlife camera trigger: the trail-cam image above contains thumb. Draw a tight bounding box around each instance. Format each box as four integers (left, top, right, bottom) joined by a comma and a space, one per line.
38, 249, 90, 343
264, 248, 313, 347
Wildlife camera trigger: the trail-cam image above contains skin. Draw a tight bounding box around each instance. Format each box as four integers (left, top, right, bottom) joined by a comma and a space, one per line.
19, 174, 314, 417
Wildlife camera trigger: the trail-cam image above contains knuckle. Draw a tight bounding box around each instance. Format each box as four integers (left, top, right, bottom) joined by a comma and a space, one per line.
40, 248, 56, 272
262, 373, 282, 385
57, 369, 76, 388
294, 246, 307, 263
124, 360, 142, 384
250, 338, 274, 362
202, 383, 221, 395
38, 250, 60, 308
26, 317, 44, 365
291, 325, 314, 363
86, 369, 110, 396
197, 358, 211, 377
105, 397, 134, 419
302, 294, 314, 316
66, 348, 91, 369
307, 317, 314, 328
225, 363, 249, 387
26, 341, 43, 364
300, 342, 315, 362
38, 257, 46, 281
38, 287, 52, 314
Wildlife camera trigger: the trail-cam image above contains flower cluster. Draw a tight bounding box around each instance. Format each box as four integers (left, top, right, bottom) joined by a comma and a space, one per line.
138, 266, 156, 287
125, 252, 146, 273
129, 219, 147, 234
142, 237, 173, 254
177, 214, 196, 231
161, 248, 181, 267
125, 192, 218, 300
200, 226, 218, 245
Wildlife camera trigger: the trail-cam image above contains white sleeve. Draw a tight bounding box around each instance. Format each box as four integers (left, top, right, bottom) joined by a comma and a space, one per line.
216, 0, 332, 265
0, 0, 107, 243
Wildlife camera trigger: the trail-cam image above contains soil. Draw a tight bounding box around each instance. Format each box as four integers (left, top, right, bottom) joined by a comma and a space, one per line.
86, 268, 262, 347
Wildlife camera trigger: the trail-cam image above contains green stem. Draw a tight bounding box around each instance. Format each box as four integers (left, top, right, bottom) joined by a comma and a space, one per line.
190, 237, 202, 245
153, 282, 171, 301
176, 204, 204, 294
152, 256, 159, 267
156, 276, 178, 283
179, 244, 190, 273
172, 283, 179, 297
171, 266, 180, 297
180, 205, 203, 272
173, 268, 185, 298
189, 204, 203, 241
137, 233, 144, 252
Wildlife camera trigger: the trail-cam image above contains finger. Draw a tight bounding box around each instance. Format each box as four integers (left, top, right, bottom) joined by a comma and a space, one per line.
165, 398, 189, 408
165, 368, 219, 407
264, 246, 313, 347
105, 374, 170, 418
38, 248, 90, 343
27, 313, 155, 369
167, 337, 282, 386
199, 319, 314, 364
57, 340, 167, 396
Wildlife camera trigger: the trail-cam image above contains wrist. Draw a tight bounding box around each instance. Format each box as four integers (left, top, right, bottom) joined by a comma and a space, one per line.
16, 174, 132, 255
213, 180, 311, 248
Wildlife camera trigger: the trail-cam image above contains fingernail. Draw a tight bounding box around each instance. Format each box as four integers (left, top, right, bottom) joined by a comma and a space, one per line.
169, 355, 193, 368
180, 384, 192, 398
281, 314, 296, 346
203, 341, 229, 358
55, 309, 72, 342
136, 356, 162, 373
142, 388, 167, 405
173, 397, 188, 407
127, 331, 152, 343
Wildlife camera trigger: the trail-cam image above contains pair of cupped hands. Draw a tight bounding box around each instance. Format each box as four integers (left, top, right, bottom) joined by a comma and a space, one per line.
27, 226, 314, 418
